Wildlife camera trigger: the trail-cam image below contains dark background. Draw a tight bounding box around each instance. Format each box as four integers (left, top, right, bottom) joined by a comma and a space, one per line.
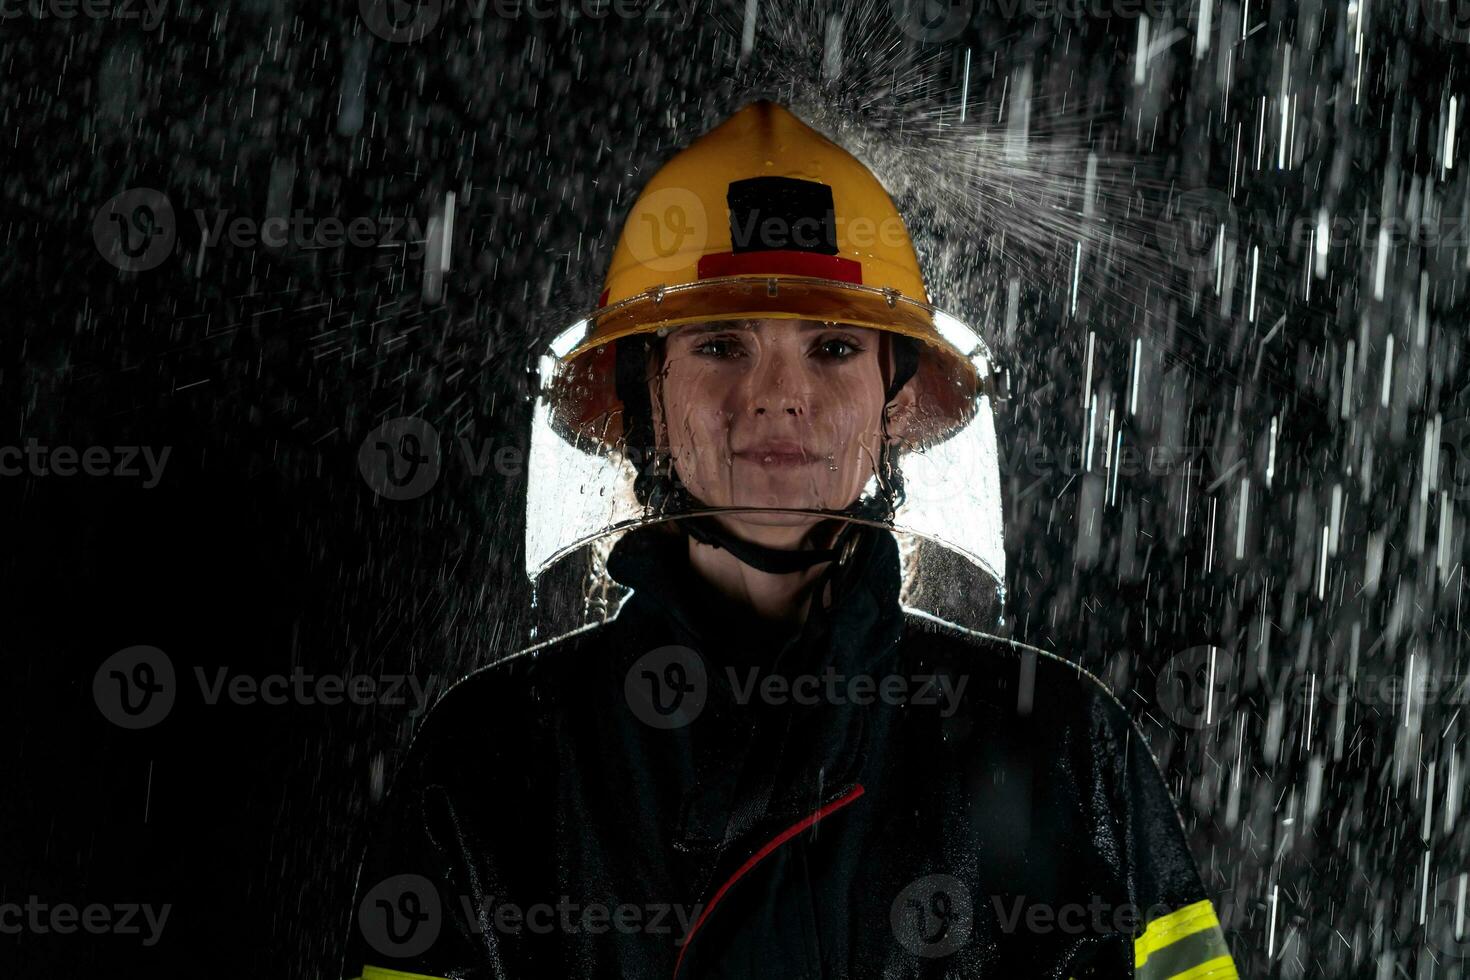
3, 0, 1469, 976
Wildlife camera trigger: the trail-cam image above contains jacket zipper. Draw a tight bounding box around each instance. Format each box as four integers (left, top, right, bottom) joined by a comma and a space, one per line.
672, 783, 867, 980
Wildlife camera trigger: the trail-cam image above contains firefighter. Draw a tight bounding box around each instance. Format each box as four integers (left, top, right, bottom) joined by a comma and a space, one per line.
342, 101, 1239, 980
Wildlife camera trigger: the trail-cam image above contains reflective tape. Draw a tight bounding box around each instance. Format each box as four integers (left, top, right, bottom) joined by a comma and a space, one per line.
1134, 900, 1239, 980
359, 966, 450, 980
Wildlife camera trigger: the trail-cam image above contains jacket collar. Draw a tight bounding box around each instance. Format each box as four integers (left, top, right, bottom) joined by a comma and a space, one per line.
605, 522, 906, 854
605, 521, 905, 671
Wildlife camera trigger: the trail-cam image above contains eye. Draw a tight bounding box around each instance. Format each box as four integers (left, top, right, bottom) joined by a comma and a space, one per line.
691, 335, 746, 359
813, 335, 866, 360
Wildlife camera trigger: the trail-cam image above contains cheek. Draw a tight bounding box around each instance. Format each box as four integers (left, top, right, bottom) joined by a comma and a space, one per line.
659, 358, 737, 452
655, 353, 890, 507
819, 369, 888, 449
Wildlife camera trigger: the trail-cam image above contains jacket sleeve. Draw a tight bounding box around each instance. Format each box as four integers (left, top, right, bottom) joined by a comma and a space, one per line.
339, 732, 493, 980
1112, 716, 1239, 980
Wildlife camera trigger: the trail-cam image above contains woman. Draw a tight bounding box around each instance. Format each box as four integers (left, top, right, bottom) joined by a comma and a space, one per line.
343, 102, 1238, 980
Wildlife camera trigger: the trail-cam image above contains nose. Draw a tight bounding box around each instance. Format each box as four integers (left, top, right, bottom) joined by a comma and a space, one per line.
745, 344, 808, 419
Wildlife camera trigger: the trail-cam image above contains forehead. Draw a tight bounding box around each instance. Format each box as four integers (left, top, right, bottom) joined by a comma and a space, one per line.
668, 318, 877, 337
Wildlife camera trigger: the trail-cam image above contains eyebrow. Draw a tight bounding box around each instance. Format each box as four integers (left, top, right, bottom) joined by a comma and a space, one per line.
679, 319, 856, 334
678, 320, 756, 335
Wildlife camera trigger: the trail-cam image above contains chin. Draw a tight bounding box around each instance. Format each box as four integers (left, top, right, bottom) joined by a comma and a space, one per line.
699, 486, 861, 522
680, 466, 866, 523
721, 507, 823, 528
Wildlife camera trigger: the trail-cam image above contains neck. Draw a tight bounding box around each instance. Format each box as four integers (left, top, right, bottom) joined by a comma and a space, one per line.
685, 519, 837, 625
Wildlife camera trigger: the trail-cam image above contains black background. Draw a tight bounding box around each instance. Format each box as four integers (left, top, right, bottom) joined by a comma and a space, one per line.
4, 0, 1469, 976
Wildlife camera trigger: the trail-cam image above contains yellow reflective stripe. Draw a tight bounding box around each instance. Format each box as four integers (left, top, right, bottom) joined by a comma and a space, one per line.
1134, 900, 1220, 967
1168, 954, 1240, 979
361, 967, 451, 980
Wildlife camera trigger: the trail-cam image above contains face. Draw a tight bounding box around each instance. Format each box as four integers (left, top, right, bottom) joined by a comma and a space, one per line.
650, 318, 914, 529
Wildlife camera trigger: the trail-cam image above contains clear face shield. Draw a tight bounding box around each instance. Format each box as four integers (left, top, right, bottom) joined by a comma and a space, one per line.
524, 279, 1006, 633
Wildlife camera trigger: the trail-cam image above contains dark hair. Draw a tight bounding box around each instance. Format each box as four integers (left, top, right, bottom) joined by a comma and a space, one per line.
613, 329, 919, 522
614, 334, 687, 513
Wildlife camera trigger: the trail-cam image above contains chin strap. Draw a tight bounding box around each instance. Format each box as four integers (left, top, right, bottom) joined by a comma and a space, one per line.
676, 516, 859, 575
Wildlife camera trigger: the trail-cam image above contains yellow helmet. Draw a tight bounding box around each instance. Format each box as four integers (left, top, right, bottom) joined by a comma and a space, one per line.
528, 101, 1006, 604
549, 100, 994, 449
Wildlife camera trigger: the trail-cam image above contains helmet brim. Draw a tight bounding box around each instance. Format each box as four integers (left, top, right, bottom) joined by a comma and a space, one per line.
548, 276, 996, 450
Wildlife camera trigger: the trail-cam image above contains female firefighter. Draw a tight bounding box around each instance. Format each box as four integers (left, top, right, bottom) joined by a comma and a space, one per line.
343, 101, 1239, 980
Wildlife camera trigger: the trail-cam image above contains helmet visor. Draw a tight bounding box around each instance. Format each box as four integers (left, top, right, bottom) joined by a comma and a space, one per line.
525, 298, 1006, 627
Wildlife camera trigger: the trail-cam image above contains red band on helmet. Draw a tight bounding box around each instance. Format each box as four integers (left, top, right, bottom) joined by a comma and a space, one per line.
696, 249, 863, 283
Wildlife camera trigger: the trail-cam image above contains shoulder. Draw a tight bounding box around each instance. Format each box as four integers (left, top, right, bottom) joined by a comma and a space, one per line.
898, 609, 1135, 736
399, 619, 615, 773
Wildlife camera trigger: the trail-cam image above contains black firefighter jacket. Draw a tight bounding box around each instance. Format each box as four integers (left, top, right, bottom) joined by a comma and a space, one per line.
342, 525, 1238, 980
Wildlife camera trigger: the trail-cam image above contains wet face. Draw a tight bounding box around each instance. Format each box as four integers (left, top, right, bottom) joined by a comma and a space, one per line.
650, 318, 914, 530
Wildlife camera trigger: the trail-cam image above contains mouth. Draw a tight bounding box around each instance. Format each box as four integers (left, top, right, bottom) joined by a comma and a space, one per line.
731, 443, 820, 467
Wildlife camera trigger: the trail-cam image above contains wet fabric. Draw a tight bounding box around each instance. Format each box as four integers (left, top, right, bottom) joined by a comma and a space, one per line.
341, 527, 1236, 979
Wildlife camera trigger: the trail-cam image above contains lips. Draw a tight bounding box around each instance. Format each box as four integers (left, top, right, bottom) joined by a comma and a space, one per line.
732, 442, 819, 467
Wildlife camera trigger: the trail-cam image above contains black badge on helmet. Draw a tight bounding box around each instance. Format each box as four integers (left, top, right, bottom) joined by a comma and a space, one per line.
727, 176, 839, 255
